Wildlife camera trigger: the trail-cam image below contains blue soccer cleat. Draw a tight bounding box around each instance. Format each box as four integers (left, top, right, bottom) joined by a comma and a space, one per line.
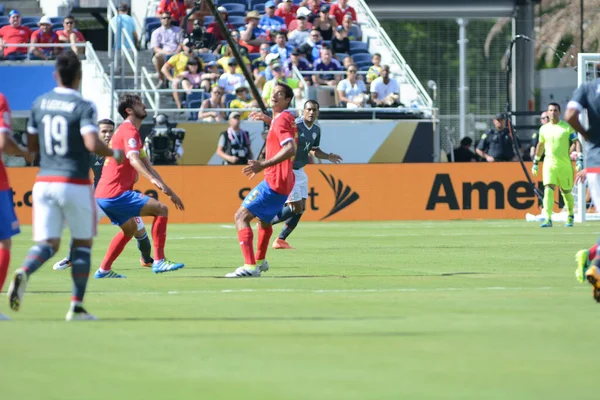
540, 220, 553, 228
565, 215, 575, 227
152, 259, 185, 274
94, 269, 126, 279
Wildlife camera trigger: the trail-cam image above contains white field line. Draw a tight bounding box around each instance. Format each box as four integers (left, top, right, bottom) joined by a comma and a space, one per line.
27, 286, 568, 296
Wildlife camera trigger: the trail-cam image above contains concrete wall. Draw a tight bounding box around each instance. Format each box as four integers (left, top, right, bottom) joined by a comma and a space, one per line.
535, 67, 577, 110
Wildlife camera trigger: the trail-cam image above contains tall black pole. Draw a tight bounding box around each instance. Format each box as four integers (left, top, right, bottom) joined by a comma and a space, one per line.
581, 0, 584, 52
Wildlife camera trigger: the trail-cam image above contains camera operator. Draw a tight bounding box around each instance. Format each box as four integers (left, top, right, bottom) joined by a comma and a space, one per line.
144, 114, 185, 165
190, 18, 219, 54
216, 112, 252, 165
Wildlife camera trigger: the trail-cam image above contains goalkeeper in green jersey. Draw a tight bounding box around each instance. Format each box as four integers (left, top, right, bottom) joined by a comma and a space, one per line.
532, 102, 583, 227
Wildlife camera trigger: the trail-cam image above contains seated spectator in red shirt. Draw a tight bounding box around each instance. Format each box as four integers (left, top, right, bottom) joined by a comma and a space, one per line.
206, 6, 234, 41
56, 15, 86, 58
0, 10, 32, 60
287, 7, 313, 32
329, 0, 356, 26
156, 0, 191, 25
30, 16, 59, 60
275, 0, 299, 28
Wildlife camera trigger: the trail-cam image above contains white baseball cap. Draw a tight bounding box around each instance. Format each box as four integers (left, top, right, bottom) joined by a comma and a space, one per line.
265, 53, 280, 64
296, 7, 311, 18
217, 6, 228, 13
38, 16, 52, 25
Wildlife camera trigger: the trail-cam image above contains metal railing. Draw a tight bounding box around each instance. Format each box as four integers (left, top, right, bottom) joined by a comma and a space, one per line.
352, 0, 433, 108
107, 0, 139, 90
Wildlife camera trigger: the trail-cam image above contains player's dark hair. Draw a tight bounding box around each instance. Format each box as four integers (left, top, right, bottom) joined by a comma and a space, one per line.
118, 93, 142, 119
275, 82, 294, 102
55, 50, 81, 87
304, 100, 319, 110
548, 102, 561, 112
97, 118, 115, 127
64, 15, 74, 21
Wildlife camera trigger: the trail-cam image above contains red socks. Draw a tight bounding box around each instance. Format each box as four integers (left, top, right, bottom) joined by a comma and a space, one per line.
0, 248, 9, 292
256, 225, 273, 261
100, 231, 133, 271
590, 244, 598, 261
152, 216, 168, 260
238, 227, 255, 265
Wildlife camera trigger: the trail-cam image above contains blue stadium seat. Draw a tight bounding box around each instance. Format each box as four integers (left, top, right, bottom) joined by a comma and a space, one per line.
250, 0, 267, 8
204, 15, 215, 24
51, 23, 63, 31
227, 15, 245, 25
252, 4, 265, 12
351, 53, 372, 63
199, 53, 217, 63
248, 52, 260, 62
349, 41, 369, 54
221, 3, 247, 13
354, 60, 372, 69
145, 21, 161, 47
20, 16, 39, 25
0, 16, 8, 27
22, 21, 38, 29
145, 17, 159, 27
232, 22, 245, 30
358, 65, 371, 72
335, 53, 348, 62
0, 5, 4, 16
228, 10, 247, 17
217, 0, 249, 7
50, 17, 63, 24
186, 92, 209, 120
224, 93, 237, 105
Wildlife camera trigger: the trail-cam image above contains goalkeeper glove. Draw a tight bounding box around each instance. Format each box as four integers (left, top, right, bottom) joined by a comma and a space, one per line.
532, 157, 539, 177
576, 153, 584, 172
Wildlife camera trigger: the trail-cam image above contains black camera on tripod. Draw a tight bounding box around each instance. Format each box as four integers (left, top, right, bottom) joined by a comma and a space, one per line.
144, 114, 185, 165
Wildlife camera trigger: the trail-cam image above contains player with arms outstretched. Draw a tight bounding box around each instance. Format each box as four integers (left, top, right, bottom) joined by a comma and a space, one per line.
7, 51, 124, 320
565, 79, 600, 299
271, 100, 342, 249
94, 93, 185, 277
0, 93, 30, 320
531, 102, 581, 227
226, 83, 297, 278
52, 118, 154, 272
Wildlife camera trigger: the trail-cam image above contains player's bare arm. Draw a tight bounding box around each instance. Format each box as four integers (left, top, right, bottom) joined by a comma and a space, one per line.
140, 156, 185, 210
129, 151, 165, 191
534, 141, 545, 159
0, 132, 29, 157
565, 108, 589, 139
82, 132, 123, 163
248, 111, 272, 124
311, 147, 343, 163
243, 140, 296, 177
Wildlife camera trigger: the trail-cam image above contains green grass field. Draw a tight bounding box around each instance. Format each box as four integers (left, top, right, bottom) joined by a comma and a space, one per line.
1, 220, 599, 399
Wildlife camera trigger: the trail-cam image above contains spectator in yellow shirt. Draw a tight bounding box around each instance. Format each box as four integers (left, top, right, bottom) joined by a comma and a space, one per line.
229, 84, 258, 120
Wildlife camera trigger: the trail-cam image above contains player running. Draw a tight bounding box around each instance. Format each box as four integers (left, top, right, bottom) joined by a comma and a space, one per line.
94, 93, 185, 277
271, 100, 342, 249
226, 83, 297, 278
6, 51, 124, 320
565, 80, 600, 301
0, 93, 31, 320
51, 118, 154, 272
531, 102, 581, 228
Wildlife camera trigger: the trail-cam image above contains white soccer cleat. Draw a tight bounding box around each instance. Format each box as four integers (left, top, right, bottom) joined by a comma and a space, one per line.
225, 266, 261, 278
53, 258, 72, 271
258, 260, 269, 273
0, 312, 11, 321
7, 268, 28, 312
66, 306, 98, 321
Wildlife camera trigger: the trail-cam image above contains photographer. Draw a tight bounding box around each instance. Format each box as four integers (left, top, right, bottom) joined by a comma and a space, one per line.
216, 112, 252, 165
144, 114, 185, 165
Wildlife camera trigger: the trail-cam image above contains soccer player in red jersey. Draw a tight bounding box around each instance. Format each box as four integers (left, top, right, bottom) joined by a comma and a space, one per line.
94, 93, 185, 277
226, 83, 297, 278
0, 93, 30, 320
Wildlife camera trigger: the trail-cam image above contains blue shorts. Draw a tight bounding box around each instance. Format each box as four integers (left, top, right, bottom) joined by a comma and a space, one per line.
243, 180, 288, 223
96, 190, 150, 227
0, 189, 20, 240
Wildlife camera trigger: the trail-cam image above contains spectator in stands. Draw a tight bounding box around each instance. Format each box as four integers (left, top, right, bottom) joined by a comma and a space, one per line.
216, 112, 253, 165
217, 45, 251, 75
287, 7, 312, 32
29, 16, 58, 60
298, 29, 323, 65
370, 65, 401, 107
56, 15, 86, 58
342, 13, 362, 41
198, 86, 226, 122
110, 3, 139, 50
288, 12, 311, 48
476, 113, 517, 162
306, 0, 323, 23
218, 58, 247, 94
313, 47, 342, 87
342, 54, 353, 69
337, 64, 367, 108
449, 137, 479, 162
366, 53, 382, 84
173, 56, 205, 109
203, 60, 221, 88
270, 32, 293, 64
287, 48, 312, 84
262, 62, 303, 106
255, 52, 280, 90
259, 1, 287, 33
207, 7, 234, 42
161, 38, 195, 105
220, 30, 249, 57
313, 5, 334, 41
151, 12, 183, 88
189, 18, 218, 54
252, 43, 271, 79
230, 84, 258, 120
276, 0, 300, 28
329, 0, 357, 26
331, 26, 349, 55
240, 11, 268, 47
0, 10, 32, 61
156, 0, 190, 26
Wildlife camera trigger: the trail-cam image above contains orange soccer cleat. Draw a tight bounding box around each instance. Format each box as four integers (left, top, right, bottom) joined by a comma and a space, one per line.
272, 238, 295, 250
140, 258, 153, 267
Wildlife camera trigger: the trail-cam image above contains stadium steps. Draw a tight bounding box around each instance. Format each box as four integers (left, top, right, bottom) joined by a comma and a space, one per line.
3, 0, 42, 16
